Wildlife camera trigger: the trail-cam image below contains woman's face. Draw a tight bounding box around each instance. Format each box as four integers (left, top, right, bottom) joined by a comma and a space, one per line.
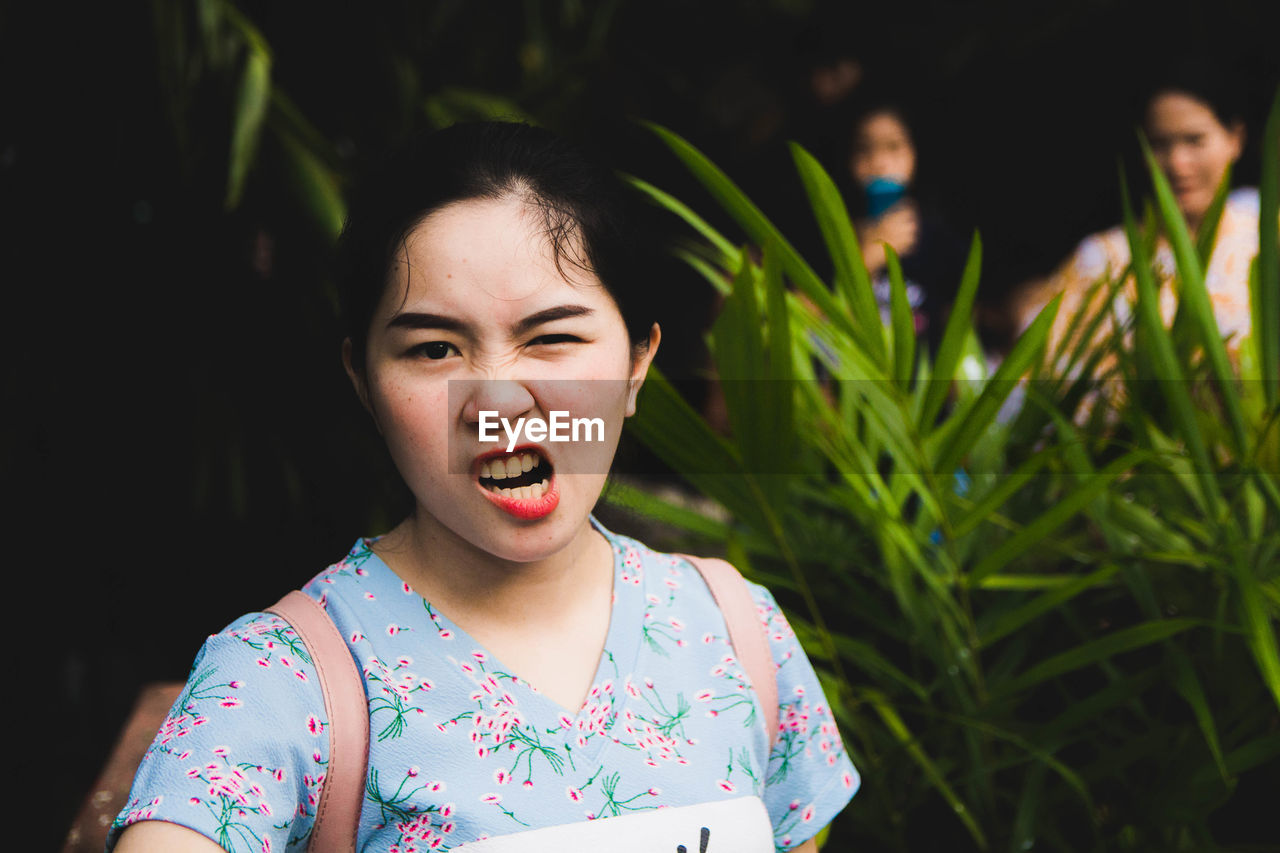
347, 196, 659, 564
850, 111, 916, 187
1146, 91, 1244, 227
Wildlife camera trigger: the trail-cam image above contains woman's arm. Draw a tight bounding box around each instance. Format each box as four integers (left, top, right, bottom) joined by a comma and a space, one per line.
114, 820, 225, 852
792, 838, 820, 853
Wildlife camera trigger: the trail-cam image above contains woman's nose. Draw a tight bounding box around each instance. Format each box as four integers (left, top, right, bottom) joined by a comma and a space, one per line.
458, 377, 537, 428
1166, 144, 1195, 176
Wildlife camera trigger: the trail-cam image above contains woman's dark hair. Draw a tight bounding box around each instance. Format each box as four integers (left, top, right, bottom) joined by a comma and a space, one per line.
1138, 57, 1247, 130
337, 122, 655, 373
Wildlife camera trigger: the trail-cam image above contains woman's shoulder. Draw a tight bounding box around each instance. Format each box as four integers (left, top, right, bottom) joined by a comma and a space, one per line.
1226, 186, 1259, 217
1067, 225, 1131, 276
296, 537, 386, 598
172, 539, 385, 715
183, 607, 330, 710
107, 608, 334, 850
593, 516, 774, 598
592, 518, 800, 660
612, 530, 863, 829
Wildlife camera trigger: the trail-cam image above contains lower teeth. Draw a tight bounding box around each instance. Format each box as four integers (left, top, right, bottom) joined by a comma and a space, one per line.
488, 479, 550, 500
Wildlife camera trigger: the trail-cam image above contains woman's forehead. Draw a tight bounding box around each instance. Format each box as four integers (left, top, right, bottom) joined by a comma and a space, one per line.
1146, 91, 1221, 130
858, 112, 909, 141
382, 197, 608, 318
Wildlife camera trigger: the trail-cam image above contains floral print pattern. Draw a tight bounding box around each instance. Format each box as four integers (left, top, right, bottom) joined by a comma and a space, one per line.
109, 518, 857, 852
1016, 187, 1268, 371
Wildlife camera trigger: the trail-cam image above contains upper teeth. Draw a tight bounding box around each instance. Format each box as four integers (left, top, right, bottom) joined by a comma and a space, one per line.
481, 451, 542, 480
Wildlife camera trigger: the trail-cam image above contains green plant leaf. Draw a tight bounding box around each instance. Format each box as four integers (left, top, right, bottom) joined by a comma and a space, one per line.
1167, 646, 1230, 782
274, 121, 345, 240
979, 564, 1121, 647
763, 241, 796, 466
225, 46, 271, 209
1121, 165, 1221, 511
1256, 86, 1280, 407
949, 450, 1051, 539
920, 232, 983, 429
930, 297, 1057, 478
599, 479, 732, 542
864, 690, 989, 850
968, 453, 1140, 586
789, 141, 885, 364
830, 635, 928, 701
1009, 762, 1046, 853
1233, 556, 1280, 712
423, 85, 533, 127
623, 174, 740, 268
1186, 733, 1280, 790
995, 618, 1206, 697
1140, 135, 1248, 453
1194, 165, 1233, 269
885, 245, 916, 386
643, 122, 858, 344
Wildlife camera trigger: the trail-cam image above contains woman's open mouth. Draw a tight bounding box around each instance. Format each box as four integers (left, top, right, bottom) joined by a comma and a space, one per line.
476, 447, 559, 519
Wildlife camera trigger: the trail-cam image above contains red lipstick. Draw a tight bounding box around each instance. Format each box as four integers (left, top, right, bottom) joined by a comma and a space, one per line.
474, 445, 558, 520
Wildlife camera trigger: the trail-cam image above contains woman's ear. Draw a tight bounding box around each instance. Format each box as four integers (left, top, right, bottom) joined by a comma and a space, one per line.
625, 323, 662, 417
342, 338, 381, 432
1227, 120, 1246, 161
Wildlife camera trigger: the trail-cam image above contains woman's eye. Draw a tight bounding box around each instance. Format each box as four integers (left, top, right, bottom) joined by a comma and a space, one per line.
411, 341, 459, 360
530, 334, 583, 346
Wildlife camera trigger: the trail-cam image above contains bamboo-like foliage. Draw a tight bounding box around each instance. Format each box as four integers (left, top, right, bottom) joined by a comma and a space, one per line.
613, 91, 1280, 850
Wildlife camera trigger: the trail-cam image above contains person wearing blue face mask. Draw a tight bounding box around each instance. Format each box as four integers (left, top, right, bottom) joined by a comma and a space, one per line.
849, 105, 965, 356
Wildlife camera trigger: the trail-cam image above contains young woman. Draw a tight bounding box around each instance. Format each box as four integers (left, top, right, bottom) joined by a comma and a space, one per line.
109, 122, 858, 852
1014, 74, 1262, 369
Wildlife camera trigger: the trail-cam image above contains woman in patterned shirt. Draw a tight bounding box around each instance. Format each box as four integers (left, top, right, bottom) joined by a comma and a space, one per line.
1014, 70, 1264, 373
110, 122, 858, 853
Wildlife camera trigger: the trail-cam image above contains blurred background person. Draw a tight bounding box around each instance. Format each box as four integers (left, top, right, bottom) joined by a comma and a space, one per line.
848, 101, 966, 355
1012, 63, 1265, 372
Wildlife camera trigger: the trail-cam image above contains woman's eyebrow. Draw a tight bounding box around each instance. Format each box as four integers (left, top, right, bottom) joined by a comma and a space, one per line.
386, 312, 468, 332
512, 304, 594, 335
385, 305, 593, 335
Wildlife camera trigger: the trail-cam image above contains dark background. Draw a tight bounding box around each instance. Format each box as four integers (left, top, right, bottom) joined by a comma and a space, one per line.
3, 1, 1276, 847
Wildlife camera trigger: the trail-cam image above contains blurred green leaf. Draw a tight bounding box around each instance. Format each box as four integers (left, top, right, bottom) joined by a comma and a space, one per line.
920, 232, 983, 430
1141, 135, 1248, 453
629, 104, 1280, 851
790, 141, 885, 365
995, 618, 1207, 697
643, 122, 859, 344
866, 690, 989, 850
885, 245, 916, 386
225, 45, 270, 209
979, 563, 1120, 647
1168, 647, 1229, 782
1256, 87, 1280, 407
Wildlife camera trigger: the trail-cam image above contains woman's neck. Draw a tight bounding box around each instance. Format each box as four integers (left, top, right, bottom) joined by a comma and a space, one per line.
373, 511, 613, 633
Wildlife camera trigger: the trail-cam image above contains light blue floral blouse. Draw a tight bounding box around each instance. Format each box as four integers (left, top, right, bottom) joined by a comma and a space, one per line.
108, 519, 858, 851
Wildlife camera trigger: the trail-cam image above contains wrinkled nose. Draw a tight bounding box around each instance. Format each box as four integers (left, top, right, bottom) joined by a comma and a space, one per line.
457, 378, 537, 431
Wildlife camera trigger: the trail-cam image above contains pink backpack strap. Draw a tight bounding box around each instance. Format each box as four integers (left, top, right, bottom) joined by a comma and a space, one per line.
266, 590, 369, 853
680, 555, 779, 749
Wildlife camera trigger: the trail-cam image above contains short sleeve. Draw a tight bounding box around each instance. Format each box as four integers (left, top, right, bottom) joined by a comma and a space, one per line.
106, 612, 332, 853
748, 583, 859, 851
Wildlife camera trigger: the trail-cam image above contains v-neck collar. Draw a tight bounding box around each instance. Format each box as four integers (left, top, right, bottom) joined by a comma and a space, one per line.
346, 517, 643, 759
